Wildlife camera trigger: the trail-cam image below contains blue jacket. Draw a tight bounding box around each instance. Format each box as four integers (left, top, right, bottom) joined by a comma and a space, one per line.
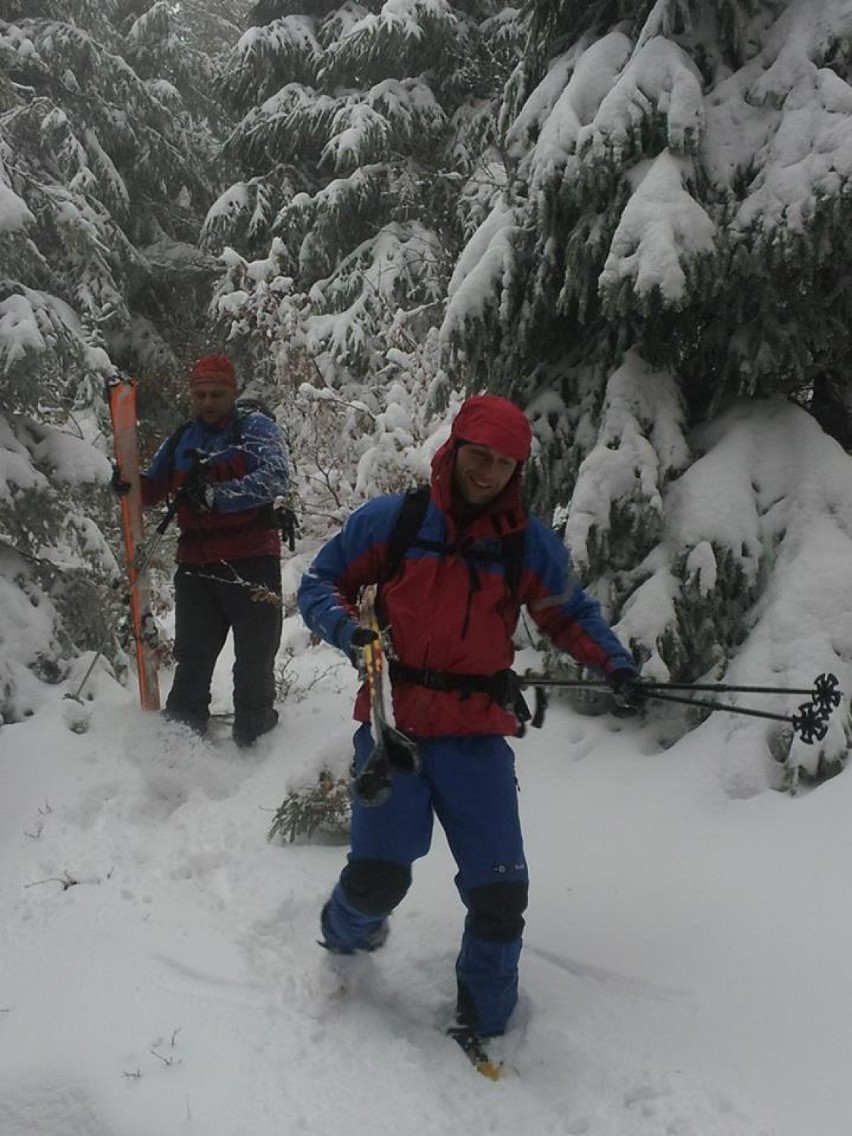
142, 411, 289, 564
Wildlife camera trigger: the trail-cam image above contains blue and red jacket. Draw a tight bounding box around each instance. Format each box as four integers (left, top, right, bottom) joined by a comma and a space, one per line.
298, 404, 635, 737
141, 412, 289, 565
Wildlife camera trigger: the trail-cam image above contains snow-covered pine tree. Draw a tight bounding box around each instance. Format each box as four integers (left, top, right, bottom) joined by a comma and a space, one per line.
448, 1, 852, 417
203, 0, 518, 419
1, 0, 222, 375
0, 0, 223, 719
441, 1, 852, 776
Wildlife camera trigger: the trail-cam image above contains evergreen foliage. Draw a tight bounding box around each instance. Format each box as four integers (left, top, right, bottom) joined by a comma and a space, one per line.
0, 0, 222, 378
206, 0, 523, 381
446, 0, 852, 420
0, 0, 225, 718
267, 769, 351, 843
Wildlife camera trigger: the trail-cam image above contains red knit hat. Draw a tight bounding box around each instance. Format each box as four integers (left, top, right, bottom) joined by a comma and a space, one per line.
189, 354, 237, 389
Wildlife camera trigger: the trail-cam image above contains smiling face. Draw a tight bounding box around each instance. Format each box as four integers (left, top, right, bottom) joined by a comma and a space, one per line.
453, 442, 518, 507
190, 383, 237, 426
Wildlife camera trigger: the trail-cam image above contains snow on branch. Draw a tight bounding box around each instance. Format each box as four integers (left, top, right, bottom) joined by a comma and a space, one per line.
126, 0, 170, 40
313, 221, 443, 306
515, 32, 633, 190
289, 165, 390, 279
365, 77, 445, 145
578, 35, 705, 169
223, 16, 321, 108
226, 83, 336, 168
0, 288, 110, 415
0, 294, 48, 370
320, 0, 463, 85
201, 178, 294, 253
563, 350, 690, 575
703, 3, 852, 241
303, 222, 443, 364
0, 175, 35, 234
202, 182, 251, 247
599, 150, 716, 307
440, 199, 518, 350
82, 128, 129, 221
0, 414, 47, 502
454, 151, 507, 242
734, 67, 852, 236
321, 102, 393, 172
320, 79, 445, 172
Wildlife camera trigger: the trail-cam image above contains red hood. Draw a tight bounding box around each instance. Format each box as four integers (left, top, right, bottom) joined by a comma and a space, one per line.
447, 394, 532, 462
430, 395, 532, 530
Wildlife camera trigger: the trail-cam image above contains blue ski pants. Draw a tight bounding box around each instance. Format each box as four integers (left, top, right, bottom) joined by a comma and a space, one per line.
322, 724, 529, 1036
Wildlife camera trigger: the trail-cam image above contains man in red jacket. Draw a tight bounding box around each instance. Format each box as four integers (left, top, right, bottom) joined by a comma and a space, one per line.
298, 394, 642, 1054
140, 354, 289, 746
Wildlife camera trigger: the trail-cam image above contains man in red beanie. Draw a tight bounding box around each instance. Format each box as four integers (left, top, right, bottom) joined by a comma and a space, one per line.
139, 354, 289, 746
297, 393, 643, 1065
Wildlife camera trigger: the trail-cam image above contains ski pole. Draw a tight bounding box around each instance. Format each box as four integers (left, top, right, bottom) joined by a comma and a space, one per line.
65, 649, 104, 704
641, 681, 818, 695
518, 671, 839, 744
129, 448, 212, 577
637, 674, 841, 706
642, 689, 830, 743
519, 672, 841, 712
129, 496, 179, 577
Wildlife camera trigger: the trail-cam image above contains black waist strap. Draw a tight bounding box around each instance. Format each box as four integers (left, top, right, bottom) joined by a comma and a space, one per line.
388, 661, 530, 724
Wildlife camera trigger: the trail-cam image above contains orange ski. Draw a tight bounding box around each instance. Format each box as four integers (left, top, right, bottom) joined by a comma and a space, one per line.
109, 380, 160, 710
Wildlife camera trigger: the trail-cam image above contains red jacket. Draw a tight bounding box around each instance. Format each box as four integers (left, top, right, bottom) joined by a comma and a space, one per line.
298, 396, 635, 736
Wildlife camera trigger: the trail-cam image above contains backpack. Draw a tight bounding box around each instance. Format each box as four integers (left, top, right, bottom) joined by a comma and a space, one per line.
379, 485, 526, 599
163, 400, 298, 550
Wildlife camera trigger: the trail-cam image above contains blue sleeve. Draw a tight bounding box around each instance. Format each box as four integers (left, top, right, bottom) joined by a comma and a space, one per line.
522, 518, 637, 676
210, 413, 289, 513
140, 429, 184, 505
297, 496, 403, 655
143, 436, 172, 483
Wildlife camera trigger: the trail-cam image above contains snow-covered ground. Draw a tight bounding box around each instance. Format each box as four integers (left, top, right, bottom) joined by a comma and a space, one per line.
2, 608, 852, 1136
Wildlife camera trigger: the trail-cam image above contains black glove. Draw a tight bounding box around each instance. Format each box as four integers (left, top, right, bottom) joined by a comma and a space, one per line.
351, 627, 380, 648
608, 669, 647, 715
110, 463, 131, 497
274, 502, 298, 552
347, 626, 380, 669
177, 462, 213, 513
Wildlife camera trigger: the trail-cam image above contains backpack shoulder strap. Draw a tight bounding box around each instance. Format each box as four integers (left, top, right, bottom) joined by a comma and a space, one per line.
380, 485, 431, 589
499, 527, 526, 598
233, 404, 287, 448
162, 419, 193, 480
